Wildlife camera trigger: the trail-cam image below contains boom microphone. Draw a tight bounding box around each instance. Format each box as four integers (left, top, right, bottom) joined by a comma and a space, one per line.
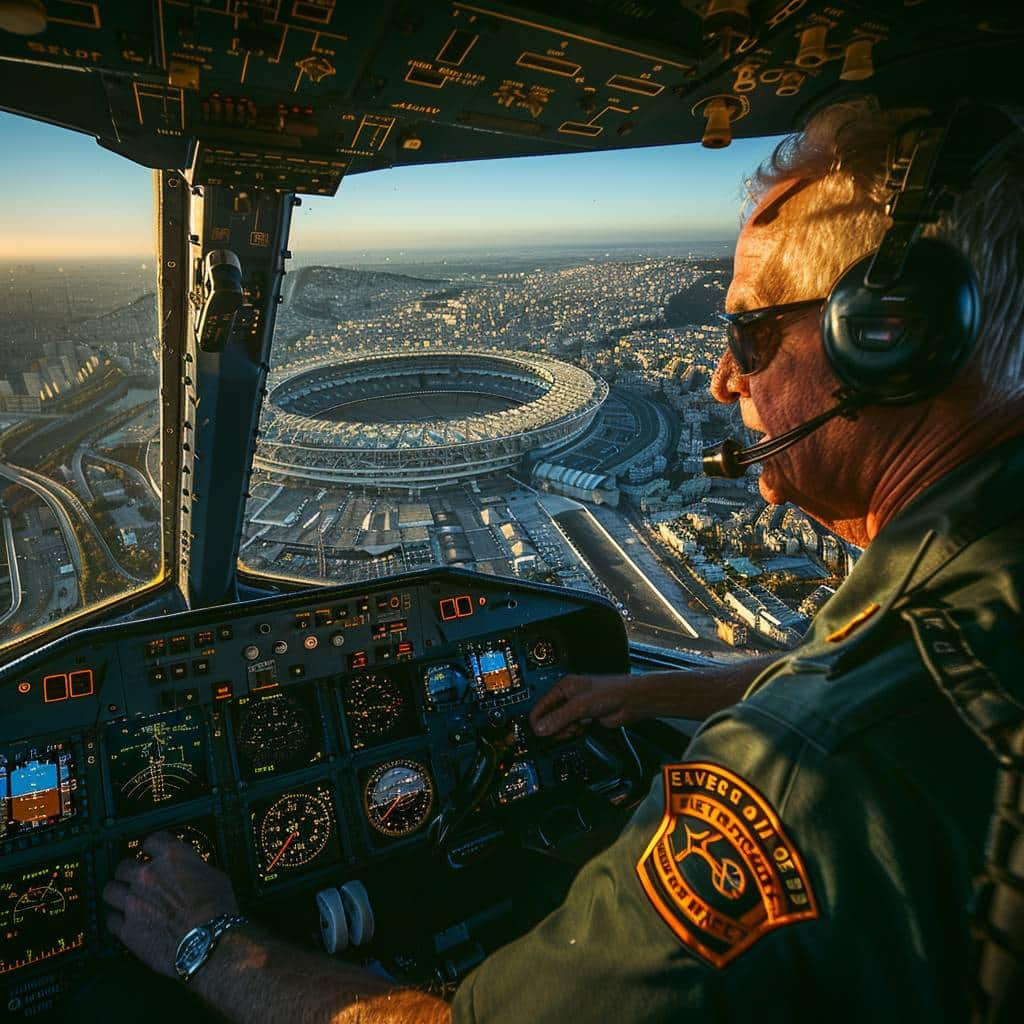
702, 392, 865, 478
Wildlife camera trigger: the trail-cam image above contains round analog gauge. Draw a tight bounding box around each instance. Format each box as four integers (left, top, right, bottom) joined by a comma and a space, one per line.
345, 674, 405, 744
256, 789, 334, 875
364, 759, 434, 839
124, 822, 217, 865
235, 691, 316, 773
528, 638, 557, 666
174, 824, 217, 864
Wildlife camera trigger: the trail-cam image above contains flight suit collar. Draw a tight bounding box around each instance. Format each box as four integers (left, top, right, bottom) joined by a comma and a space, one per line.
743, 434, 1024, 700
805, 432, 1024, 650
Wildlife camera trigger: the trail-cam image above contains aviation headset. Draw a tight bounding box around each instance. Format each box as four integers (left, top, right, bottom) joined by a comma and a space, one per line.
702, 102, 1021, 479
821, 101, 1020, 405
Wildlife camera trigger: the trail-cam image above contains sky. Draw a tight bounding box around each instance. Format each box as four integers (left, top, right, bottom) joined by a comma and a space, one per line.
0, 110, 781, 260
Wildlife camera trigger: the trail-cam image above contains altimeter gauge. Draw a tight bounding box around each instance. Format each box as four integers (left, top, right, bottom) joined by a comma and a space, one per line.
363, 759, 435, 839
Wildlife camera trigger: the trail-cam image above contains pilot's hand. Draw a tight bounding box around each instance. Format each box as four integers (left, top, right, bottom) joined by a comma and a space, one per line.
102, 831, 240, 978
530, 673, 636, 739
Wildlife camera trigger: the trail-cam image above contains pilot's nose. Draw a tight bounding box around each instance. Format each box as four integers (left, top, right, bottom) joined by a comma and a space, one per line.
710, 347, 745, 404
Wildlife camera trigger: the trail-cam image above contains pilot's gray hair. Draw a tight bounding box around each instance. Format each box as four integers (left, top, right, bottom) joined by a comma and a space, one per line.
744, 97, 1024, 396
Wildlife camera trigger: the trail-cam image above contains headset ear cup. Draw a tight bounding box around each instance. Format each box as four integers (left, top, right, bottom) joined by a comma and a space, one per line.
821, 238, 980, 404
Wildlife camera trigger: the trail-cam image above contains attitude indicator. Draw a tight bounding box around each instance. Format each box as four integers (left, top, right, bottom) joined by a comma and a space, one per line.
0, 860, 86, 975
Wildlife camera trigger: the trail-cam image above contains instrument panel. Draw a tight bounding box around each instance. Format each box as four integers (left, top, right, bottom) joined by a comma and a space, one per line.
0, 570, 630, 1012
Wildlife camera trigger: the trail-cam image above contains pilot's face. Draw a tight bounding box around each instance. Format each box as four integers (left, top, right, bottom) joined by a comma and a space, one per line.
710, 179, 882, 536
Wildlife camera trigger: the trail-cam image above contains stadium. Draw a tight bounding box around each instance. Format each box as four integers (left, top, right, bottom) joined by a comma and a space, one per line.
253, 350, 608, 491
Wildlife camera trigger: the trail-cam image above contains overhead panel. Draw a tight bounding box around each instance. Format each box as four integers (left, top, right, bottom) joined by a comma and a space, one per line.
0, 2, 1018, 194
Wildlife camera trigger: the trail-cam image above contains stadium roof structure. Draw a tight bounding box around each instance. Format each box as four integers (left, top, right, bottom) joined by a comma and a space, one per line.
254, 349, 608, 491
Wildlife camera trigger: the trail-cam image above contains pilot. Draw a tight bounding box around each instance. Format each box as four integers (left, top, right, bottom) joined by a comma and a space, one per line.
101, 98, 1024, 1022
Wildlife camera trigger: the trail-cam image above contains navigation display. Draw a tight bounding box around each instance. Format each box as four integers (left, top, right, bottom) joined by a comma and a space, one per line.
106, 709, 208, 816
231, 687, 324, 779
0, 860, 86, 975
0, 742, 76, 840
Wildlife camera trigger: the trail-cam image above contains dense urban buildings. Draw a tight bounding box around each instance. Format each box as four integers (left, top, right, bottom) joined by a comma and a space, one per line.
0, 246, 858, 656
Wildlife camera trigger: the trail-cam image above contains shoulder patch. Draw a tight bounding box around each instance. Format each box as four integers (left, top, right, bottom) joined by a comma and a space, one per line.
636, 762, 818, 968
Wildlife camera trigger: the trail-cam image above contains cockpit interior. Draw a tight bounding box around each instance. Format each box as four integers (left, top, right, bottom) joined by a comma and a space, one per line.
0, 1, 1018, 1018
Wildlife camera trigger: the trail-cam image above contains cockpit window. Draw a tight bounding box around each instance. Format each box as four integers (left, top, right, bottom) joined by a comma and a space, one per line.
0, 113, 163, 647
241, 144, 858, 659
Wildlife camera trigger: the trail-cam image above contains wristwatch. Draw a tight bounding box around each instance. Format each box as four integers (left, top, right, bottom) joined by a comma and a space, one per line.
174, 913, 249, 983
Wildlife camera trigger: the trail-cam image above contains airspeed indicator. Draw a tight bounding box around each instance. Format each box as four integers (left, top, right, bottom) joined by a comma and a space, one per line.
253, 784, 339, 883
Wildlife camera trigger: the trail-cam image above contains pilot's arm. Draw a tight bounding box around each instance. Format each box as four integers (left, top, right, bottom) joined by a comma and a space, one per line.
102, 832, 450, 1024
529, 656, 773, 737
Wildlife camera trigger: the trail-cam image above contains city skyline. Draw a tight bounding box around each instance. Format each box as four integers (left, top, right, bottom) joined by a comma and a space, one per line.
0, 111, 779, 260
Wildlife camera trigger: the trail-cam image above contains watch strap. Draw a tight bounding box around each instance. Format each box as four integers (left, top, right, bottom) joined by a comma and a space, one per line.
175, 913, 249, 983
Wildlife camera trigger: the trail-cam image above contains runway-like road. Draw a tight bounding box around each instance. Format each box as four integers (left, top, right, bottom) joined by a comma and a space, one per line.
552, 506, 699, 643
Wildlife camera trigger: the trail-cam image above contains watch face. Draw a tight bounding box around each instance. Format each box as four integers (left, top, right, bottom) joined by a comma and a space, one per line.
176, 926, 213, 978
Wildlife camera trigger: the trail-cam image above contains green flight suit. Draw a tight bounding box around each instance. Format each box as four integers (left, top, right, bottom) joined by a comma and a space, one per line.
451, 435, 1024, 1023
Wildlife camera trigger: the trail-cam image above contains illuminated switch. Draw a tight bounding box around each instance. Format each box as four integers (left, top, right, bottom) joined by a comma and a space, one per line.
149, 666, 168, 684
289, 664, 305, 679
69, 670, 94, 698
315, 608, 334, 627
181, 689, 199, 706
170, 634, 189, 654
146, 638, 166, 658
348, 650, 368, 671
170, 663, 188, 681
356, 597, 370, 615
295, 612, 311, 630
212, 681, 233, 701
371, 623, 388, 641
43, 673, 69, 703
194, 630, 215, 648
218, 625, 234, 641
192, 659, 210, 675
396, 642, 414, 661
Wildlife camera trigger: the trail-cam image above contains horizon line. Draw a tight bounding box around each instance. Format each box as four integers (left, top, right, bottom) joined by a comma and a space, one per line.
0, 237, 737, 265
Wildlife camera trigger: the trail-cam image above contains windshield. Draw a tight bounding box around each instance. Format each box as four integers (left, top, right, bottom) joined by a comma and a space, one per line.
241, 144, 860, 660
0, 113, 163, 647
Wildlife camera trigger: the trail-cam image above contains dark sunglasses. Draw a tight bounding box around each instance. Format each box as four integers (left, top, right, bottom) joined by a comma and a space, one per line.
717, 297, 826, 376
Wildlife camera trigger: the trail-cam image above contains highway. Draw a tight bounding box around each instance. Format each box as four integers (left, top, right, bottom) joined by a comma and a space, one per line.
89, 450, 157, 499
0, 510, 23, 626
0, 460, 144, 586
